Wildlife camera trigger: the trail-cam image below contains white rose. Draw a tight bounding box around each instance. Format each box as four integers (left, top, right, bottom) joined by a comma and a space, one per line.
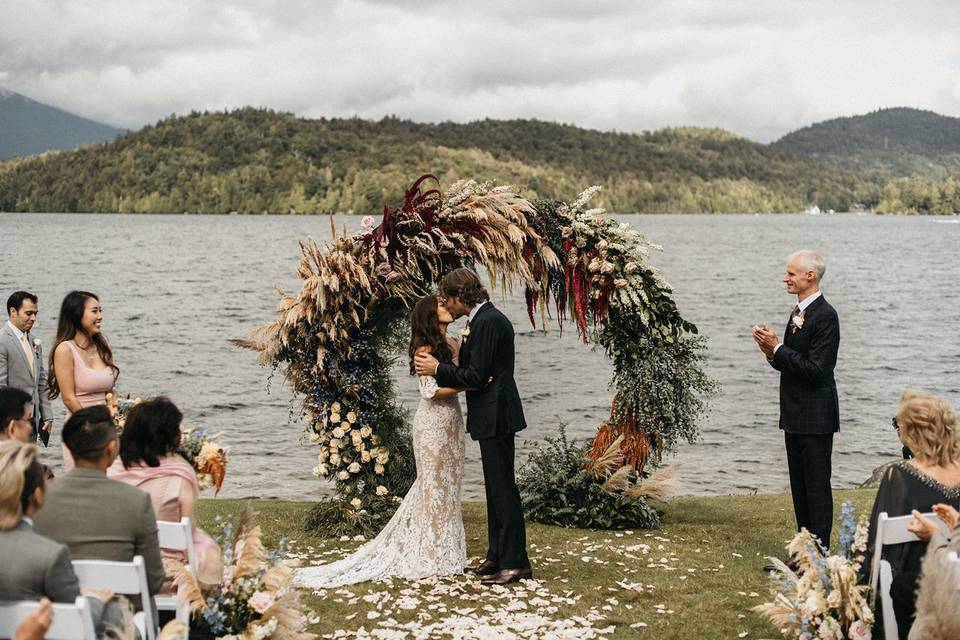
361, 450, 371, 463
308, 431, 321, 443
376, 485, 388, 496
625, 262, 638, 274
848, 620, 870, 640
376, 453, 389, 464
331, 402, 341, 414
360, 426, 372, 437
341, 421, 351, 431
312, 464, 328, 477
348, 462, 361, 473
337, 470, 350, 480
350, 497, 362, 509
33, 338, 42, 348
318, 449, 329, 462
613, 278, 628, 288
249, 590, 273, 614
347, 412, 357, 424
332, 427, 345, 438
330, 413, 341, 423
329, 453, 340, 465
351, 432, 363, 446
374, 463, 385, 474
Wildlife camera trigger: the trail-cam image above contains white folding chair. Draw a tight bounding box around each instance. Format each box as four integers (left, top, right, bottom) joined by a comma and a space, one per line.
156, 517, 197, 625
0, 596, 97, 640
72, 555, 157, 640
868, 511, 949, 640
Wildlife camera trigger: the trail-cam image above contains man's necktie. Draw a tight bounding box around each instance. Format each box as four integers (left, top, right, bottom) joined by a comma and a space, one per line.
21, 334, 35, 375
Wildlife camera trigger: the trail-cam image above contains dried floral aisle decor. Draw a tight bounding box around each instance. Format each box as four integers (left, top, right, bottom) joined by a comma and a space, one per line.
240, 175, 714, 528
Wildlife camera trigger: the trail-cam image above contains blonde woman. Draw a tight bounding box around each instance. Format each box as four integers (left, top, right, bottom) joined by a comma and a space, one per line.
0, 441, 124, 637
863, 391, 960, 640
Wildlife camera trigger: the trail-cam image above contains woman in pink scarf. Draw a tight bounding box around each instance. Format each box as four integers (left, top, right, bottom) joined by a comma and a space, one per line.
107, 396, 221, 593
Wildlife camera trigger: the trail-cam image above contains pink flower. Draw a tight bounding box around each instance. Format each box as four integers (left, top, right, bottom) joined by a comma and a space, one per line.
848, 620, 870, 640
249, 590, 274, 614
361, 215, 375, 234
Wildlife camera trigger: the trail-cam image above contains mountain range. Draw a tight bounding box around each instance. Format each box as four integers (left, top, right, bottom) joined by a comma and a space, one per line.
0, 89, 124, 160
0, 92, 958, 214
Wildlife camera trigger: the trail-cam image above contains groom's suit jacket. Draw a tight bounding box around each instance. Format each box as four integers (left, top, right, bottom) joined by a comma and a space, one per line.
769, 295, 840, 435
0, 322, 52, 441
435, 302, 526, 441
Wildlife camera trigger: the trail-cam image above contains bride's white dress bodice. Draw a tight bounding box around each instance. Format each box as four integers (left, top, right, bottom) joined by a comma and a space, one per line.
294, 375, 466, 588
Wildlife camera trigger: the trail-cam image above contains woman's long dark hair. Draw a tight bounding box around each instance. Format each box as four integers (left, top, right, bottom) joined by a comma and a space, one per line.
120, 397, 183, 468
47, 291, 119, 399
408, 295, 453, 375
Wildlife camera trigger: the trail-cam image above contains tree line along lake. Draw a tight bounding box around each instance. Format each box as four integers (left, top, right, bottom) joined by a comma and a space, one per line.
1, 212, 957, 500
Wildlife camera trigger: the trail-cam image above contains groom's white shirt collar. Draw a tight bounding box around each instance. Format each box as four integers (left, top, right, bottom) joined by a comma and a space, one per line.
796, 290, 822, 314
467, 301, 488, 324
6, 320, 27, 341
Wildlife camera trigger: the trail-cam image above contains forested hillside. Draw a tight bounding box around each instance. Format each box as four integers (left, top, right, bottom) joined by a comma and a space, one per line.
0, 109, 879, 214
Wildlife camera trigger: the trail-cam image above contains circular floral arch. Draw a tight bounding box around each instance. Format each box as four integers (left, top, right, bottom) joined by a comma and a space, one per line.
242, 175, 714, 512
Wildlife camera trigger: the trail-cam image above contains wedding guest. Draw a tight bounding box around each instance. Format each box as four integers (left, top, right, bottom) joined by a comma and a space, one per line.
905, 503, 960, 640
1, 291, 53, 445
109, 397, 222, 593
863, 391, 960, 639
753, 250, 840, 551
1, 386, 34, 443
1, 386, 54, 480
0, 440, 120, 637
47, 291, 119, 469
33, 406, 165, 603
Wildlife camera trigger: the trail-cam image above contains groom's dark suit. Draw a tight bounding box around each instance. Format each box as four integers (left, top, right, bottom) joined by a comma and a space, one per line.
435, 302, 529, 570
769, 294, 840, 547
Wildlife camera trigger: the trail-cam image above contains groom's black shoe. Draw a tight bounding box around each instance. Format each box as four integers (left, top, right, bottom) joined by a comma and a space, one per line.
480, 566, 533, 585
465, 559, 499, 576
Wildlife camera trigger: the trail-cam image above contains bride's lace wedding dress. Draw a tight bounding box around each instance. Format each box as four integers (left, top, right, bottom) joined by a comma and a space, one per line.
294, 372, 467, 588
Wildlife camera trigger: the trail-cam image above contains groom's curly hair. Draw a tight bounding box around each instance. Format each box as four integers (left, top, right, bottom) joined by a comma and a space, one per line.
439, 268, 489, 307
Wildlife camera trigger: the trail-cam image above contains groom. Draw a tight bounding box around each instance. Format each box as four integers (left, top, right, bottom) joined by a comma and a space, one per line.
415, 268, 532, 585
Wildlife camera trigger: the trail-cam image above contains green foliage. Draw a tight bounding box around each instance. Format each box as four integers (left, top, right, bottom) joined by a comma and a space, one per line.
0, 108, 878, 214
875, 175, 960, 214
774, 107, 960, 180
304, 495, 401, 538
519, 425, 661, 530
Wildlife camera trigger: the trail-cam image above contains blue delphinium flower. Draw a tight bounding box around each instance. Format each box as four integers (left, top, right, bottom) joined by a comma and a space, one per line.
837, 501, 857, 560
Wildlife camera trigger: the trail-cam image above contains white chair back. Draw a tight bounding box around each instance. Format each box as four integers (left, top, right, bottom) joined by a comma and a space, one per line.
0, 596, 97, 640
156, 517, 196, 625
868, 511, 949, 640
72, 555, 157, 640
869, 512, 949, 594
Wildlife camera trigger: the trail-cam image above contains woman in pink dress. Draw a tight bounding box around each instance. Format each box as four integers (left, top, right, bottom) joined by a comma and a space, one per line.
47, 291, 118, 469
108, 396, 222, 593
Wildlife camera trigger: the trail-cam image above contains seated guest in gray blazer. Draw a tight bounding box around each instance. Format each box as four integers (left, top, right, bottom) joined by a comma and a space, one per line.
1, 387, 54, 480
0, 440, 120, 634
33, 405, 165, 597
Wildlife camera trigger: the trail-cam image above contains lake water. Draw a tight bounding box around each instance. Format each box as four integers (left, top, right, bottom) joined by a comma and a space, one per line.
2, 212, 957, 500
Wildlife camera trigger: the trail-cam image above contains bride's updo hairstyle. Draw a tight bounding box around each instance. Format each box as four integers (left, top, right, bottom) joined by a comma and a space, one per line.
896, 390, 959, 467
408, 295, 453, 376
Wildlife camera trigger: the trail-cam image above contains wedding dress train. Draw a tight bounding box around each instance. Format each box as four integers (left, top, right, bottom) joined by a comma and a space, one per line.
294, 375, 467, 588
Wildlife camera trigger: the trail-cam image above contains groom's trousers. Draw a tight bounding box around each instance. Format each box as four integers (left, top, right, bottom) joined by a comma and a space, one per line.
479, 432, 529, 570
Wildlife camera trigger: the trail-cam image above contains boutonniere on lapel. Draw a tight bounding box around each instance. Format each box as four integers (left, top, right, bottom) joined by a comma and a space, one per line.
460, 325, 470, 344
32, 338, 42, 354
790, 313, 805, 334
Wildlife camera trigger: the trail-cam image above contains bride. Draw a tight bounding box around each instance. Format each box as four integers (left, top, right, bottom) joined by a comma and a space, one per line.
294, 294, 468, 588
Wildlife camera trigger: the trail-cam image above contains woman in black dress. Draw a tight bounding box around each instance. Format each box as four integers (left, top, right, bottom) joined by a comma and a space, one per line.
863, 391, 960, 639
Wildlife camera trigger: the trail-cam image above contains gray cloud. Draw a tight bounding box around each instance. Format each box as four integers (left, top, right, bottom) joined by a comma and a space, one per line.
2, 0, 959, 141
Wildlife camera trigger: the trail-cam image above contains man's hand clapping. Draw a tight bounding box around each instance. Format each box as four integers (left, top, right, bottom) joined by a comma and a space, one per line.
752, 324, 778, 359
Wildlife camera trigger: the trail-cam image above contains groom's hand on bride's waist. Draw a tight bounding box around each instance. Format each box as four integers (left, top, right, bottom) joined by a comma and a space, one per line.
414, 352, 440, 375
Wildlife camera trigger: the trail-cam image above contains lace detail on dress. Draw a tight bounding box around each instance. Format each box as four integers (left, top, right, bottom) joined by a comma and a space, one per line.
896, 461, 960, 499
294, 381, 466, 588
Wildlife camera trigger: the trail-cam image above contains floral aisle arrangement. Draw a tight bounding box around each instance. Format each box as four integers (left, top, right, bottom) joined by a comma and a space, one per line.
238, 174, 713, 529
754, 502, 874, 639
175, 506, 316, 640
107, 393, 229, 494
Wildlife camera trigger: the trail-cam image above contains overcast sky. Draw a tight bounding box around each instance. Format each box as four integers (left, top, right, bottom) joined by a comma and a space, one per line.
2, 0, 959, 142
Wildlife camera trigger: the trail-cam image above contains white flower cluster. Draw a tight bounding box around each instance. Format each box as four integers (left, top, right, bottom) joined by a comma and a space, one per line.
310, 402, 390, 502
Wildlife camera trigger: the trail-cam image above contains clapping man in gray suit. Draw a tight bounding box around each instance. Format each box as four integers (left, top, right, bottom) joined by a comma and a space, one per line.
1, 292, 53, 445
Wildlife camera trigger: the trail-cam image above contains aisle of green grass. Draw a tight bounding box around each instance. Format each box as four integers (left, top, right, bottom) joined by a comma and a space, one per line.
195, 489, 877, 639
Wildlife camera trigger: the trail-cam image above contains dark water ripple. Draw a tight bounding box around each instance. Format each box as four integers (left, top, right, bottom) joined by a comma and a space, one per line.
1, 212, 957, 500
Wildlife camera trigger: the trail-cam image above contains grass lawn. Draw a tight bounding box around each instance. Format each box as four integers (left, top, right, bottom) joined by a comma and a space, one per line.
195, 489, 878, 639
